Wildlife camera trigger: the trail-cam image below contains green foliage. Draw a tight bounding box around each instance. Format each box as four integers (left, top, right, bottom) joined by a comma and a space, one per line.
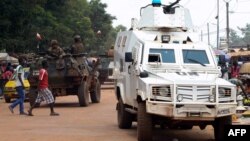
88, 0, 116, 55
230, 24, 250, 47
0, 0, 121, 55
230, 29, 245, 46
240, 24, 250, 45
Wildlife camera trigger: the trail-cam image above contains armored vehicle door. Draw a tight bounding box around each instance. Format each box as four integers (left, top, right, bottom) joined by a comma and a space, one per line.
125, 43, 143, 105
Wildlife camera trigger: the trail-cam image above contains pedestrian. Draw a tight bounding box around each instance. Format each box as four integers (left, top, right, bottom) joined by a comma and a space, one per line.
28, 60, 59, 116
2, 64, 13, 80
8, 57, 27, 115
230, 60, 240, 79
220, 62, 229, 80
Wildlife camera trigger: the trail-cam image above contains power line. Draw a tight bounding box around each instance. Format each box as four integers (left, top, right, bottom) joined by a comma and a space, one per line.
230, 11, 250, 14
202, 28, 227, 36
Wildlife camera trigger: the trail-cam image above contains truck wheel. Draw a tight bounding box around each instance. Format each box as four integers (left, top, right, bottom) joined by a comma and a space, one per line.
29, 87, 40, 107
4, 95, 11, 103
90, 79, 101, 103
213, 115, 232, 141
117, 98, 133, 129
78, 81, 89, 107
137, 102, 152, 141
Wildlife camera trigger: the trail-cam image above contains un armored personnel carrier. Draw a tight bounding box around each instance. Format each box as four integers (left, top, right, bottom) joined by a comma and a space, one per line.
28, 52, 101, 107
111, 0, 237, 141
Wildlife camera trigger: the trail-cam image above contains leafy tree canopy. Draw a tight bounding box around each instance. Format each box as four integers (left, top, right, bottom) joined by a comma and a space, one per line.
0, 0, 119, 56
230, 23, 250, 47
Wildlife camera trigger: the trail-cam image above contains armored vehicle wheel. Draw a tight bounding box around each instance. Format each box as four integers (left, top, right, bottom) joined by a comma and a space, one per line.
117, 98, 133, 129
78, 81, 89, 107
179, 125, 193, 130
90, 79, 101, 103
29, 87, 40, 107
4, 95, 11, 103
137, 102, 152, 141
213, 115, 232, 141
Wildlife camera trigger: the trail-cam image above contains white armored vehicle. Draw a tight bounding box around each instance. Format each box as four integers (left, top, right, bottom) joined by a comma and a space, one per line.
112, 0, 237, 141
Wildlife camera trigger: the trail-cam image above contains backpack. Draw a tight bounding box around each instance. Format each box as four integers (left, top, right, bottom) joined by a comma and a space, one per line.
11, 65, 22, 80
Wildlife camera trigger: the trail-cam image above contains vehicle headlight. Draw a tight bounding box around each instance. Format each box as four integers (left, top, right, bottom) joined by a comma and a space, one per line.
152, 86, 171, 97
159, 88, 170, 97
218, 87, 232, 99
177, 94, 183, 102
219, 88, 226, 95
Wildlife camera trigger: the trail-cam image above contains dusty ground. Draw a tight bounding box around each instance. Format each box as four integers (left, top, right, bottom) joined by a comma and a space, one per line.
0, 88, 215, 141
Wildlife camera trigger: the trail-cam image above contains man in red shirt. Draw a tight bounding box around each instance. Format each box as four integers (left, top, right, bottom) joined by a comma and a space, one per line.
28, 60, 59, 116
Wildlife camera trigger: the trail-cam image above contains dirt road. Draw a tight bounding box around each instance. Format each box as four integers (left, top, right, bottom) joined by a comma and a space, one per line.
0, 88, 214, 141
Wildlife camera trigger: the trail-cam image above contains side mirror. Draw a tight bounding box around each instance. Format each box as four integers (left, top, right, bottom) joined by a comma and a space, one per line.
125, 52, 133, 62
140, 71, 148, 78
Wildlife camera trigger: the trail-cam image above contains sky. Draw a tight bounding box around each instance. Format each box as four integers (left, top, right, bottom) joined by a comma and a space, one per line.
101, 0, 250, 47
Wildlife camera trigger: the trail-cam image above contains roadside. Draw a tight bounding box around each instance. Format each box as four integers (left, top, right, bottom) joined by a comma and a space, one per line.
0, 89, 217, 141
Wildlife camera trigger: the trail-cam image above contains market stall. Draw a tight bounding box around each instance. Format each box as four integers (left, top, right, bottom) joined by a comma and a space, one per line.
0, 53, 18, 65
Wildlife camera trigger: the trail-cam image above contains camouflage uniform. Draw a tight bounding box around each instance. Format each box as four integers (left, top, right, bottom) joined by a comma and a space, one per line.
71, 35, 84, 54
47, 40, 65, 70
48, 40, 65, 58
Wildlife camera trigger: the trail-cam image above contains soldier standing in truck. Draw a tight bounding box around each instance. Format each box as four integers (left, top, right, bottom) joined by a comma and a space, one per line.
48, 39, 65, 69
48, 39, 65, 58
71, 35, 84, 54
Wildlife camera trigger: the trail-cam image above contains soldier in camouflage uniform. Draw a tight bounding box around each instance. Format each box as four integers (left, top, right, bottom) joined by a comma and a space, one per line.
48, 39, 65, 69
48, 39, 65, 58
71, 35, 84, 54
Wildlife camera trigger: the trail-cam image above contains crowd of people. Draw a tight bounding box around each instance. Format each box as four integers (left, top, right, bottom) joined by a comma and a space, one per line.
1, 35, 85, 116
218, 58, 241, 80
0, 61, 14, 98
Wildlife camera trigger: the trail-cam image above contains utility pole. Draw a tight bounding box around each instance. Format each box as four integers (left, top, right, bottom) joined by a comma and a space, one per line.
207, 23, 210, 46
224, 0, 232, 50
216, 0, 220, 49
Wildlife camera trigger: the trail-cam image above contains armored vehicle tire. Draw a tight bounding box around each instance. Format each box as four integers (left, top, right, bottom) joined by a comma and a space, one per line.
78, 81, 89, 107
179, 125, 193, 130
137, 102, 152, 141
90, 79, 101, 103
213, 115, 232, 141
117, 98, 133, 129
4, 95, 11, 103
29, 87, 40, 107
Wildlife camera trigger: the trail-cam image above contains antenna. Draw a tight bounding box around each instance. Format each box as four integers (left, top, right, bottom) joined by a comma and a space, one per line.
163, 0, 181, 14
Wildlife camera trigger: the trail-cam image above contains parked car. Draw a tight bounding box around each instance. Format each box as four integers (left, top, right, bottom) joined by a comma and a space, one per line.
3, 67, 30, 103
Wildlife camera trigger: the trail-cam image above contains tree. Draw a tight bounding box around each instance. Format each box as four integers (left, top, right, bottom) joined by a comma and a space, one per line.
88, 0, 116, 55
0, 0, 120, 56
230, 29, 244, 46
230, 24, 250, 47
240, 24, 250, 45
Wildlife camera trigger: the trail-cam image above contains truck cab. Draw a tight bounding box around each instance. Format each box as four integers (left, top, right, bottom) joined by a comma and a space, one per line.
111, 1, 237, 141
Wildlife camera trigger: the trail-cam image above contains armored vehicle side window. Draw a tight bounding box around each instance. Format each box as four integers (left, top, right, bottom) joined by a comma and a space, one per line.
148, 53, 161, 62
117, 36, 122, 47
183, 50, 209, 65
122, 36, 127, 47
149, 49, 175, 63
